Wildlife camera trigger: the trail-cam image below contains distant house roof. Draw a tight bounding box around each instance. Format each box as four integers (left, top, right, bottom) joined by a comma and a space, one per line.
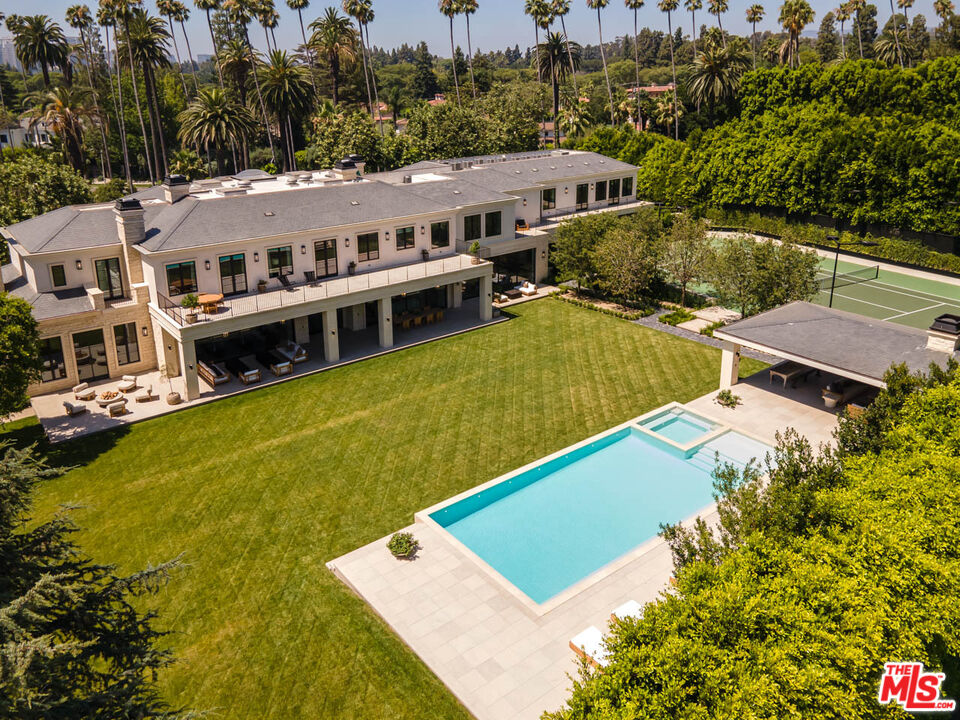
628, 84, 676, 96
715, 301, 958, 386
427, 93, 446, 106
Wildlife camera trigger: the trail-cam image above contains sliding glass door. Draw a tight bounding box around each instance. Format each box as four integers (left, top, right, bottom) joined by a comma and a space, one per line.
219, 254, 247, 295
95, 258, 123, 300
314, 239, 337, 278
73, 329, 109, 382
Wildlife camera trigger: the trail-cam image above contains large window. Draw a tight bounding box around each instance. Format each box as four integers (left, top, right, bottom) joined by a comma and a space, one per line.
396, 225, 415, 250
315, 239, 338, 277
50, 264, 67, 288
622, 176, 634, 197
464, 214, 482, 242
95, 257, 123, 299
608, 178, 621, 205
576, 183, 589, 210
431, 221, 450, 248
38, 337, 66, 383
267, 246, 293, 277
357, 232, 379, 262
113, 322, 140, 366
73, 329, 109, 382
595, 180, 607, 202
219, 253, 247, 295
485, 211, 502, 237
541, 188, 556, 211
165, 261, 196, 296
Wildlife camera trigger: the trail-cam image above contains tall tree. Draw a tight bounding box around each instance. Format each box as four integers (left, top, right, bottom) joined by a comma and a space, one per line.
178, 86, 257, 173
850, 0, 866, 57
746, 3, 765, 67
685, 0, 703, 55
439, 0, 462, 106
309, 7, 357, 107
342, 0, 374, 120
0, 296, 40, 420
13, 15, 70, 88
538, 31, 580, 127
287, 0, 318, 96
156, 0, 190, 99
707, 0, 729, 47
358, 1, 385, 135
97, 2, 134, 190
658, 0, 681, 139
626, 0, 645, 114
836, 2, 851, 57
255, 0, 280, 52
779, 0, 815, 67
66, 4, 112, 178
686, 43, 749, 106
459, 0, 479, 99
886, 0, 905, 65
257, 49, 313, 171
551, 0, 579, 95
113, 0, 157, 184
817, 10, 841, 61
195, 0, 226, 89
23, 86, 95, 171
586, 0, 616, 125
898, 0, 914, 41
524, 0, 551, 142
172, 2, 201, 92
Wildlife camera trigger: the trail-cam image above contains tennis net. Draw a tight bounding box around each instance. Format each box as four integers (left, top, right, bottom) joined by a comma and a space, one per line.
818, 265, 879, 291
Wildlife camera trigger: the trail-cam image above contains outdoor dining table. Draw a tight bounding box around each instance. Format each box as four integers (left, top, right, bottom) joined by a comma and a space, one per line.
197, 293, 224, 314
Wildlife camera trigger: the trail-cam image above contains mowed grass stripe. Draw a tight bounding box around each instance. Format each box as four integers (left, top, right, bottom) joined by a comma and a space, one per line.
19, 299, 765, 719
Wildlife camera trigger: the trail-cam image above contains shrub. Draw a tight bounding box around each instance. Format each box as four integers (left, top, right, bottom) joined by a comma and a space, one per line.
92, 177, 128, 203
700, 320, 726, 337
659, 308, 696, 326
715, 389, 742, 408
386, 532, 419, 558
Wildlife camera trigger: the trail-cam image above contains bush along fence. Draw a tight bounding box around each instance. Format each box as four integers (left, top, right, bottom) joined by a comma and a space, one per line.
550, 291, 657, 321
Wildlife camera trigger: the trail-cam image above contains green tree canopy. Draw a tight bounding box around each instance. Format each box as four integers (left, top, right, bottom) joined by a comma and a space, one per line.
0, 295, 40, 420
0, 154, 92, 226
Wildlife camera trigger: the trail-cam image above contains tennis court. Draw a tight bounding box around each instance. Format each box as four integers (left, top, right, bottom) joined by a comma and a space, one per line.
813, 257, 960, 329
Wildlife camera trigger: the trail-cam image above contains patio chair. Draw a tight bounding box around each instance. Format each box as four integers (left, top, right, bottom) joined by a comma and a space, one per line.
515, 218, 529, 231
225, 357, 260, 384
73, 382, 96, 401
63, 400, 88, 417
276, 341, 308, 364
610, 600, 644, 623
107, 400, 127, 417
117, 375, 137, 392
134, 385, 156, 402
278, 273, 294, 290
520, 281, 538, 297
198, 360, 229, 386
569, 626, 609, 668
304, 270, 316, 285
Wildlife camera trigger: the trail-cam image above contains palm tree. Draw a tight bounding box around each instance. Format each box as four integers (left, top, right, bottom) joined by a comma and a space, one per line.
778, 0, 815, 67
97, 2, 134, 189
172, 2, 201, 92
873, 33, 901, 63
933, 0, 955, 30
836, 2, 850, 57
23, 86, 94, 170
257, 49, 313, 171
66, 4, 112, 178
438, 0, 462, 106
626, 0, 644, 111
0, 13, 6, 111
358, 1, 384, 135
219, 38, 251, 104
156, 0, 190, 98
195, 0, 226, 88
898, 0, 913, 43
14, 15, 70, 88
745, 3, 764, 68
538, 32, 580, 128
255, 0, 280, 52
551, 0, 578, 95
686, 44, 749, 106
655, 93, 683, 131
110, 0, 156, 184
5, 15, 31, 95
287, 0, 318, 96
658, 0, 680, 139
886, 0, 905, 67
850, 0, 865, 58
685, 0, 702, 55
458, 0, 479, 99
558, 103, 589, 138
586, 0, 616, 125
178, 86, 257, 174
707, 0, 729, 47
309, 7, 357, 107
342, 0, 374, 119
524, 0, 550, 141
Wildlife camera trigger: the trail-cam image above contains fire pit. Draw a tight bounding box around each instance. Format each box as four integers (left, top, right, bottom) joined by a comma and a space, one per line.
96, 391, 125, 408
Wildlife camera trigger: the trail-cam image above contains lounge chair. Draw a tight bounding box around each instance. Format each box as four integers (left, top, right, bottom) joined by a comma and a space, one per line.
117, 375, 137, 392
276, 341, 308, 364
278, 273, 294, 289
610, 600, 644, 623
63, 400, 87, 416
520, 281, 538, 297
134, 385, 156, 402
255, 351, 292, 377
198, 360, 230, 386
73, 382, 96, 401
569, 626, 609, 668
225, 357, 261, 384
304, 270, 316, 284
515, 218, 529, 230
107, 400, 127, 417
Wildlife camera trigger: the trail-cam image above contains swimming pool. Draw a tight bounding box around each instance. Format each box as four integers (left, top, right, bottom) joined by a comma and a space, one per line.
638, 407, 718, 445
428, 420, 771, 605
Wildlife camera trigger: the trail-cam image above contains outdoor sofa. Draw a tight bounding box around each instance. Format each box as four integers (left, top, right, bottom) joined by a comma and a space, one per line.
224, 357, 261, 384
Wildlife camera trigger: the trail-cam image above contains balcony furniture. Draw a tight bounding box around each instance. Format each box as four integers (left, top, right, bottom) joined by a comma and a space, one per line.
821, 380, 863, 409
198, 360, 230, 386
769, 361, 814, 389
225, 357, 261, 384
107, 400, 127, 417
134, 385, 156, 402
515, 218, 529, 231
520, 281, 538, 297
63, 400, 88, 417
73, 382, 96, 401
304, 271, 316, 285
96, 391, 124, 407
504, 289, 523, 300
255, 351, 292, 377
117, 375, 138, 392
197, 292, 223, 314
401, 317, 412, 330
276, 342, 308, 364
278, 274, 294, 290
569, 626, 609, 669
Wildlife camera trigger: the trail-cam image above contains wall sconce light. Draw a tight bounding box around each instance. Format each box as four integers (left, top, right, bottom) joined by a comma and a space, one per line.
522, 198, 527, 206
141, 326, 149, 337
345, 238, 350, 247
541, 250, 546, 259
204, 259, 211, 271
385, 230, 390, 239
564, 187, 569, 194
300, 244, 306, 254
590, 183, 595, 189
75, 259, 83, 270
420, 225, 425, 235
253, 252, 259, 262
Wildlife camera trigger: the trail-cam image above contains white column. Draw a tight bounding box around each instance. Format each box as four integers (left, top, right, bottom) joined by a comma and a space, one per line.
479, 274, 493, 321
533, 245, 549, 283
322, 309, 339, 363
378, 297, 393, 348
178, 337, 199, 400
293, 316, 309, 345
719, 340, 742, 390
447, 282, 463, 309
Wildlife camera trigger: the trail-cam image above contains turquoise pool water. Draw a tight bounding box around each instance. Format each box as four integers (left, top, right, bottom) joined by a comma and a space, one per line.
431, 427, 770, 604
639, 409, 716, 444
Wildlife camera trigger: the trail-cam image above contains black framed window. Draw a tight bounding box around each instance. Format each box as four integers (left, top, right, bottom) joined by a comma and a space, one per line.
464, 214, 482, 242
38, 336, 66, 382
595, 181, 607, 202
165, 261, 197, 296
622, 176, 634, 197
113, 322, 140, 366
73, 329, 109, 382
95, 257, 123, 299
219, 254, 247, 295
357, 232, 379, 262
315, 239, 338, 277
431, 221, 450, 248
267, 246, 293, 277
541, 188, 556, 211
485, 211, 502, 237
608, 178, 621, 205
51, 264, 67, 288
576, 183, 589, 210
396, 226, 415, 250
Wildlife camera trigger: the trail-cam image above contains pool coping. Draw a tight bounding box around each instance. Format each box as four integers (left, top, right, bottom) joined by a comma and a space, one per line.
414, 400, 774, 618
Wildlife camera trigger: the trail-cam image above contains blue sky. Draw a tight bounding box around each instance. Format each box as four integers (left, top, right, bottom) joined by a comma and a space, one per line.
3, 0, 936, 57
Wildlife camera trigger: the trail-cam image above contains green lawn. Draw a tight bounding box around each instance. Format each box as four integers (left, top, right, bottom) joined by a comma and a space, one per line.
13, 300, 764, 719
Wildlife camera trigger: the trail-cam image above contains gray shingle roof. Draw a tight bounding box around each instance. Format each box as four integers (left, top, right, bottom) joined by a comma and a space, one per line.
1, 262, 94, 319
4, 204, 164, 254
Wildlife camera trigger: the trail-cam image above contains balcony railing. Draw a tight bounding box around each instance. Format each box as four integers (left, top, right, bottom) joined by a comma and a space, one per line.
518, 198, 652, 234
156, 253, 489, 327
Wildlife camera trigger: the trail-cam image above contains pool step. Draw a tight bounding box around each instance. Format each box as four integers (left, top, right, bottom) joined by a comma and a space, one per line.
689, 447, 749, 474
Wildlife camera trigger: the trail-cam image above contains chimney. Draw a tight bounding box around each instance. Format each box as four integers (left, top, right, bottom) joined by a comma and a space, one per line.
927, 314, 960, 352
114, 198, 145, 285
162, 174, 190, 203
332, 157, 360, 181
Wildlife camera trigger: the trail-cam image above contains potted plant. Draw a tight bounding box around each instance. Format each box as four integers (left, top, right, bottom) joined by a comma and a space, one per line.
386, 531, 419, 559
468, 240, 481, 264
257, 278, 268, 293
715, 389, 742, 409
421, 248, 430, 262
180, 293, 199, 323
348, 261, 357, 275
158, 365, 181, 405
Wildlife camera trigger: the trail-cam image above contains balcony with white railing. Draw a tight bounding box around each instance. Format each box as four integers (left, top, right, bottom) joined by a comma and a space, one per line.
155, 253, 490, 327
517, 198, 652, 236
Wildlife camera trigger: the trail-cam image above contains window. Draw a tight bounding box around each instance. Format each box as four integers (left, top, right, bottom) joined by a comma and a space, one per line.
50, 264, 67, 288
95, 257, 123, 299
113, 322, 140, 366
396, 226, 415, 250
219, 254, 247, 295
38, 337, 66, 383
73, 329, 109, 382
431, 221, 450, 248
464, 214, 482, 242
315, 239, 338, 277
576, 183, 589, 210
595, 181, 607, 202
485, 211, 502, 237
541, 188, 556, 211
165, 261, 196, 296
357, 232, 379, 262
608, 178, 621, 205
622, 176, 634, 197
267, 246, 293, 277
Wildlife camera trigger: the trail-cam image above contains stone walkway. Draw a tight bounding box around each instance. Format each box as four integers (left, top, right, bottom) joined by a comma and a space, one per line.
634, 309, 777, 363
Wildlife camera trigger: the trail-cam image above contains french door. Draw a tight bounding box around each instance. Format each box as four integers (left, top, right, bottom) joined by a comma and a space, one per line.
219, 254, 247, 295
95, 258, 123, 300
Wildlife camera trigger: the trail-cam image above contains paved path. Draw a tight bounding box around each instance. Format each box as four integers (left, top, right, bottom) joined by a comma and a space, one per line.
634, 309, 777, 363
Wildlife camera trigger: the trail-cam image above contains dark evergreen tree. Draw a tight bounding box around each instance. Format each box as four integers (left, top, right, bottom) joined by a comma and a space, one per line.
817, 11, 841, 61
411, 41, 440, 99
854, 3, 880, 57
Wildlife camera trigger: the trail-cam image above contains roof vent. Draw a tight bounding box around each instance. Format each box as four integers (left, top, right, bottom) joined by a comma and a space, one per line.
236, 179, 252, 187
264, 211, 275, 217
453, 189, 461, 194
402, 174, 412, 183
350, 200, 360, 206
599, 159, 606, 164
927, 314, 960, 352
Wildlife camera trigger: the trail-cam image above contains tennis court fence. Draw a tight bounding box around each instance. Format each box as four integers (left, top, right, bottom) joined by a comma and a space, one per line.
817, 265, 880, 291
